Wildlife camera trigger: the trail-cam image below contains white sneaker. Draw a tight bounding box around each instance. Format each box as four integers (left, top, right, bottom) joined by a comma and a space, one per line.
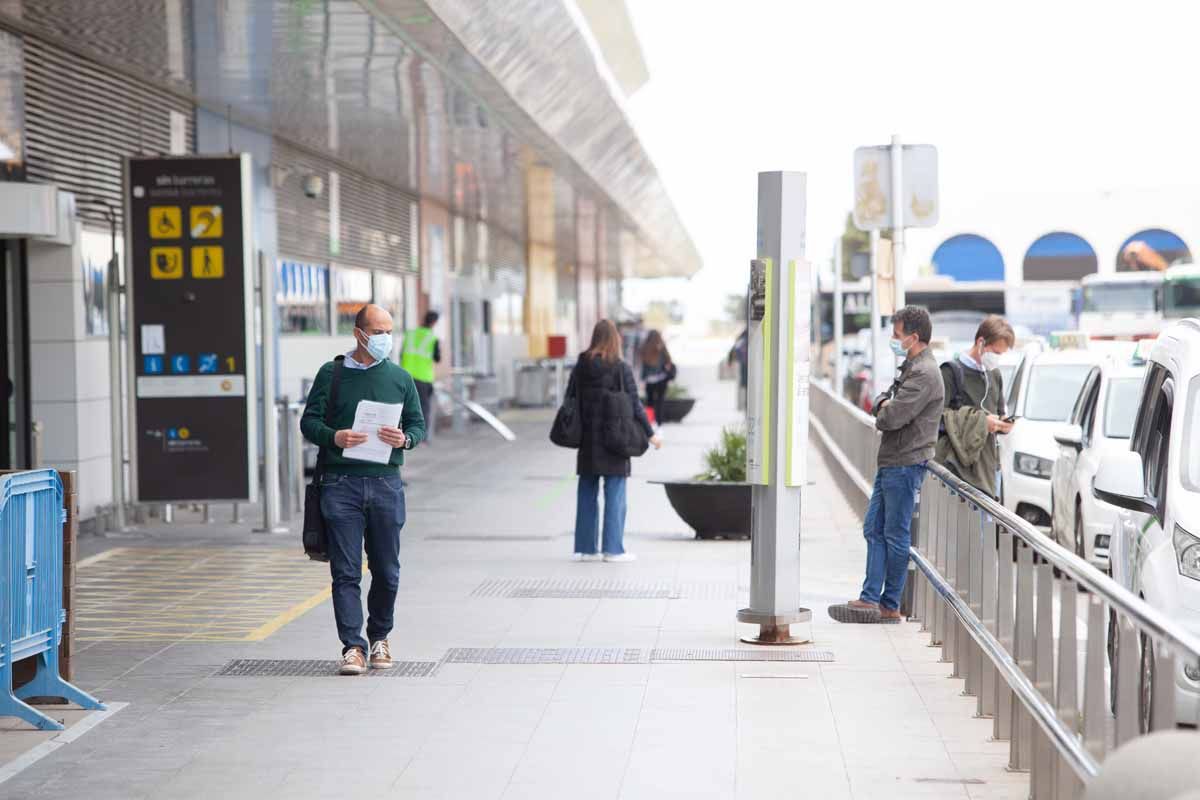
572, 553, 602, 562
603, 553, 637, 563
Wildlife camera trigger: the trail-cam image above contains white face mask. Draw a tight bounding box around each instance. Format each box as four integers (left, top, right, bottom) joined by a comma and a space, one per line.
980, 350, 1001, 371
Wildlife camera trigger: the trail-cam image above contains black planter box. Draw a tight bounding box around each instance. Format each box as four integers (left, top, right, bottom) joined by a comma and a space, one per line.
649, 397, 695, 423
658, 480, 752, 539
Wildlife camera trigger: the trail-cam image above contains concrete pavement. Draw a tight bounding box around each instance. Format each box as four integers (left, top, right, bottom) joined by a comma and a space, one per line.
0, 364, 1026, 799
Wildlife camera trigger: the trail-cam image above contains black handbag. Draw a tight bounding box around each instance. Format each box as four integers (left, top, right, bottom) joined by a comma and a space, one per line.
302, 356, 345, 562
549, 368, 583, 448
602, 364, 650, 458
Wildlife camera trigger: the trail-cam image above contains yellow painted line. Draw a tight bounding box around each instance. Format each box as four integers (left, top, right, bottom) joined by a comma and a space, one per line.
242, 585, 332, 641
242, 565, 365, 641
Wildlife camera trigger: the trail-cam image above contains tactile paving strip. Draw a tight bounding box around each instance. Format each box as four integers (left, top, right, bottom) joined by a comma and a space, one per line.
651, 648, 834, 663
471, 578, 740, 600
443, 648, 647, 664
217, 659, 440, 677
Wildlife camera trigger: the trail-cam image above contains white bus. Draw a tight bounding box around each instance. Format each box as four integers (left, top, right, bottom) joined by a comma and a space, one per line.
1163, 264, 1200, 320
1078, 272, 1165, 341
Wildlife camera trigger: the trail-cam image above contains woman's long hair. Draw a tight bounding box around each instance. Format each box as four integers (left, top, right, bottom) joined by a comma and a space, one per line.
641, 329, 670, 366
585, 319, 622, 363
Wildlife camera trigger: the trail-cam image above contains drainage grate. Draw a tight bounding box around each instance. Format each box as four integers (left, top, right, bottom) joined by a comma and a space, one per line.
216, 659, 439, 678
652, 648, 835, 663
443, 648, 646, 664
425, 535, 558, 542
471, 578, 740, 600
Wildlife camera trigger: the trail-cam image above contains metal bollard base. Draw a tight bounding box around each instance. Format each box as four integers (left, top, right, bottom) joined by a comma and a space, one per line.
737, 609, 813, 646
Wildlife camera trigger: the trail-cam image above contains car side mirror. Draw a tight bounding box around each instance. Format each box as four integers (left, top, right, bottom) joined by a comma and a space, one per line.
1093, 451, 1155, 515
1053, 424, 1083, 451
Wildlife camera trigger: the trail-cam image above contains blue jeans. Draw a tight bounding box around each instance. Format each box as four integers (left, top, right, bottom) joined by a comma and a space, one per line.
860, 463, 926, 611
319, 473, 406, 653
574, 475, 627, 555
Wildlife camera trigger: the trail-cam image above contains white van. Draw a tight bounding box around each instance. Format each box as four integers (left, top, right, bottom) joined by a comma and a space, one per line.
1093, 319, 1200, 729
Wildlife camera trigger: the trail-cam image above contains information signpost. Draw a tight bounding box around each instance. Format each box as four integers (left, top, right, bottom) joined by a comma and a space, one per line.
125, 155, 257, 503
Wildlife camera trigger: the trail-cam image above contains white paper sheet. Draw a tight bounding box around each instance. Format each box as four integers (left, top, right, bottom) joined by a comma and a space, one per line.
341, 400, 404, 464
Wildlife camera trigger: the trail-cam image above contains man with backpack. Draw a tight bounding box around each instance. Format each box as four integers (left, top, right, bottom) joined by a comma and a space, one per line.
300, 304, 426, 675
935, 316, 1016, 498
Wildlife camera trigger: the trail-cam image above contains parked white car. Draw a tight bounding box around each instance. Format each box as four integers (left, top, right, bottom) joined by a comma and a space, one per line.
1094, 319, 1200, 729
1049, 349, 1146, 568
1000, 344, 1107, 530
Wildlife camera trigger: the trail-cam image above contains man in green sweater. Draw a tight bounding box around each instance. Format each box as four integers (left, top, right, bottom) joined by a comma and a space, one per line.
300, 303, 426, 675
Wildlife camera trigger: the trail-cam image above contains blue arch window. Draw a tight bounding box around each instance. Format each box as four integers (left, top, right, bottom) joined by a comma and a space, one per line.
1023, 231, 1097, 281
1117, 228, 1191, 270
931, 234, 1004, 282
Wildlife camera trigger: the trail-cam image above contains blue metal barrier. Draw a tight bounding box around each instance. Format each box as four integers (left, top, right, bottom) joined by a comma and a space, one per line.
0, 470, 104, 730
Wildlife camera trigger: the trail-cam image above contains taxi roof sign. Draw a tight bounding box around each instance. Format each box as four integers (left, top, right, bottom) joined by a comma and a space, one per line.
1049, 331, 1089, 350
1132, 338, 1156, 364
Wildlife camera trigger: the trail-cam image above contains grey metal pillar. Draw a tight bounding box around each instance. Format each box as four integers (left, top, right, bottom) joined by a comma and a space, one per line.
737, 171, 811, 646
254, 252, 287, 534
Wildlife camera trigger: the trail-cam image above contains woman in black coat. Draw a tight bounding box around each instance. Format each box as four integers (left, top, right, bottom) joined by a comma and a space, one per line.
567, 319, 661, 562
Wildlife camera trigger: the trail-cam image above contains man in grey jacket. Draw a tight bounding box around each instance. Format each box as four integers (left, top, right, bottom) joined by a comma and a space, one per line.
830, 306, 945, 624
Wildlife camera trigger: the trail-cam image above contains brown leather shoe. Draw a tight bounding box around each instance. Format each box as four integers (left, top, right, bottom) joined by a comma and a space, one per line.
879, 608, 903, 624
828, 599, 882, 624
339, 647, 367, 675
369, 639, 395, 670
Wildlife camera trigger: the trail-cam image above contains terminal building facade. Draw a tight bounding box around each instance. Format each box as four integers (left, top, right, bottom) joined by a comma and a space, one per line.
0, 0, 700, 522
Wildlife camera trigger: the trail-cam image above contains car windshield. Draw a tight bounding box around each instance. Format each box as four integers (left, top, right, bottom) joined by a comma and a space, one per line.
1103, 378, 1143, 439
1164, 278, 1200, 318
1023, 364, 1093, 421
1082, 283, 1159, 313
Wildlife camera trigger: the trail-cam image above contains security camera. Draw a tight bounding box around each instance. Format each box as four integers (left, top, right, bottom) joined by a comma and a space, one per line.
302, 174, 325, 199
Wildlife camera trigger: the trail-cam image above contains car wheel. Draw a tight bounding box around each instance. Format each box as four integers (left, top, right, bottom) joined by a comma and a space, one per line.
1139, 631, 1155, 734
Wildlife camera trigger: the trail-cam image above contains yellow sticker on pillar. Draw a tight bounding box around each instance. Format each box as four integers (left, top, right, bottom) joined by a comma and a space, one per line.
785, 259, 811, 488
746, 257, 773, 485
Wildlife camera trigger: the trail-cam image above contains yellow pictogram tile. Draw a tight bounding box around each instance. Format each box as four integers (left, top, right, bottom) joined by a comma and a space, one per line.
190, 245, 224, 279
150, 246, 184, 279
189, 205, 223, 238
149, 206, 182, 239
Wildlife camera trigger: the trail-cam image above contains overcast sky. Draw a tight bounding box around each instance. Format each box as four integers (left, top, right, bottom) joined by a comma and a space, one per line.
621, 0, 1200, 326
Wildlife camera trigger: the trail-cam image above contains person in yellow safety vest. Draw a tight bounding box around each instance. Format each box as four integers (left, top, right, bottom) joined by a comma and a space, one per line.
401, 311, 441, 440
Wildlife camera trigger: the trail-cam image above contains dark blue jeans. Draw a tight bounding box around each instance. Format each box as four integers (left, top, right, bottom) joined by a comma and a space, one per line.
574, 475, 627, 555
860, 463, 926, 611
319, 473, 405, 653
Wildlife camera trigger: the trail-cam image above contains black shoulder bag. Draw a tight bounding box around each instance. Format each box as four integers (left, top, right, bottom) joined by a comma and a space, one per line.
602, 364, 650, 458
302, 356, 345, 562
549, 366, 583, 448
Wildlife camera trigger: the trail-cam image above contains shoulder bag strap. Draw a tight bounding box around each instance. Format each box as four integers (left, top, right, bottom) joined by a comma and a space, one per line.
314, 356, 346, 482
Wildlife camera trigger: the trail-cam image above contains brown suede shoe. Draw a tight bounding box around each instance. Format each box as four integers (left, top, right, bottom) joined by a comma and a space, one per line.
339, 647, 367, 676
369, 639, 395, 670
879, 608, 903, 624
828, 599, 882, 624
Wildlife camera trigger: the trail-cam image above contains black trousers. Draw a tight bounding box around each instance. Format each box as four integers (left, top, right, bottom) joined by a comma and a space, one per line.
415, 380, 434, 438
645, 380, 668, 424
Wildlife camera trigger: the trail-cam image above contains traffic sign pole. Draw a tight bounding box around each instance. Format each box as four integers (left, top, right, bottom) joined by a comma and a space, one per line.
890, 133, 906, 311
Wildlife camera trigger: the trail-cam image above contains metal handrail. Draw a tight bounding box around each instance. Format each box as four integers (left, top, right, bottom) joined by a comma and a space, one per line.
925, 459, 1200, 666
910, 547, 1098, 781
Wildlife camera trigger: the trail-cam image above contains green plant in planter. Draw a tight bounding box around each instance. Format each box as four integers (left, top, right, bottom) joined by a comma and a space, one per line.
666, 383, 690, 400
697, 426, 746, 482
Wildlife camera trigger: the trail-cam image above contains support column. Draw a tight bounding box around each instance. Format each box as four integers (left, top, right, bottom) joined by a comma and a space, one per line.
738, 171, 811, 646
